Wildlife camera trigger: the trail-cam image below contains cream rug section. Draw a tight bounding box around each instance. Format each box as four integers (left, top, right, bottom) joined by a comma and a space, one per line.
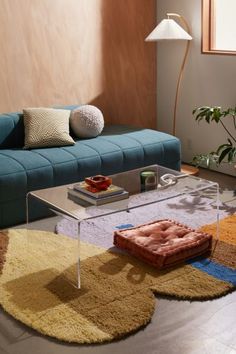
0, 229, 155, 343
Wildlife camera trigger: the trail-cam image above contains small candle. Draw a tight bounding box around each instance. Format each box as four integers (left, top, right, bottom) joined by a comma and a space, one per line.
140, 170, 157, 192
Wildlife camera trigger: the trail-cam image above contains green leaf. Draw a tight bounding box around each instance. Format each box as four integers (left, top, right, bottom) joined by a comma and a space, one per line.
216, 143, 231, 154
218, 147, 233, 164
193, 106, 225, 124
228, 148, 236, 163
193, 105, 236, 164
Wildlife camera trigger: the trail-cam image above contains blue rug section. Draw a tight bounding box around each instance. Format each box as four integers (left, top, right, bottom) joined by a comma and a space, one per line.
187, 258, 236, 286
115, 224, 134, 230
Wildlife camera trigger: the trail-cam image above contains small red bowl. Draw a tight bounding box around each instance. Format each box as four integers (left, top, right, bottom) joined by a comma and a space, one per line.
85, 175, 112, 191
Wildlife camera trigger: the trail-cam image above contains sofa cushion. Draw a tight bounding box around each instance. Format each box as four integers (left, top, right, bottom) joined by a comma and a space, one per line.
100, 125, 180, 170
0, 150, 53, 202
0, 126, 180, 198
23, 108, 75, 148
114, 219, 212, 269
70, 105, 104, 138
0, 106, 80, 149
0, 124, 181, 228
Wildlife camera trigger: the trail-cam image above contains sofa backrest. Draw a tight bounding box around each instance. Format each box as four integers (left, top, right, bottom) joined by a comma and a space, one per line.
0, 105, 79, 149
0, 112, 25, 149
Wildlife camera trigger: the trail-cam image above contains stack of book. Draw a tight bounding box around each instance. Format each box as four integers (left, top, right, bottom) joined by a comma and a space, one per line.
68, 181, 129, 206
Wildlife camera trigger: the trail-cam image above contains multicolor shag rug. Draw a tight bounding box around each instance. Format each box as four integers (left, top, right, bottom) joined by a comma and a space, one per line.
0, 215, 235, 343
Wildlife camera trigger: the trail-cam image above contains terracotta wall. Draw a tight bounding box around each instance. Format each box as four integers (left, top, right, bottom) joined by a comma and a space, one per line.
0, 0, 156, 128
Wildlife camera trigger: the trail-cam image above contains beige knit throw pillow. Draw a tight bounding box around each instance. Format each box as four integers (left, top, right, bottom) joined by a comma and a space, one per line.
23, 108, 75, 149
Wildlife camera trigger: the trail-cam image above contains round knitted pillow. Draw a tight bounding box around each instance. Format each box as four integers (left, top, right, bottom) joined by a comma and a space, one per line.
70, 105, 104, 138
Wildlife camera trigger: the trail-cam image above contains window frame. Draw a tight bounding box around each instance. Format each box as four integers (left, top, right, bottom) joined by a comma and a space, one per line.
202, 0, 236, 55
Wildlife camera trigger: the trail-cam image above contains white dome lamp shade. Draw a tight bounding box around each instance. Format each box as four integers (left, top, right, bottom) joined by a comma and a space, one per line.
145, 18, 192, 41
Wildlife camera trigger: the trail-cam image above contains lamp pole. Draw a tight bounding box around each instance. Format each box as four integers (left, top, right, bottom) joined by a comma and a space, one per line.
146, 13, 198, 175
167, 13, 192, 136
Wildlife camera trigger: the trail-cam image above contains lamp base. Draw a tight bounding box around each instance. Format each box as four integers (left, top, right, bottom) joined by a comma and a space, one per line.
181, 163, 199, 176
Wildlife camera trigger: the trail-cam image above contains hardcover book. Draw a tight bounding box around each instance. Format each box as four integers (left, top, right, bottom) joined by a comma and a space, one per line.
68, 187, 129, 206
73, 181, 124, 199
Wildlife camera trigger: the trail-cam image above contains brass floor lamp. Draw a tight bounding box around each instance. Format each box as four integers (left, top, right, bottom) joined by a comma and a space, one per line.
146, 13, 198, 175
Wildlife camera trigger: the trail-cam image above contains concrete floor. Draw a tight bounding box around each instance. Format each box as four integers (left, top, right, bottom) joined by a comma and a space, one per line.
0, 168, 235, 354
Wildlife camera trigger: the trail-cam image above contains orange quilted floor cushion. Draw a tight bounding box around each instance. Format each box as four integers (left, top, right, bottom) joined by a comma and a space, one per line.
114, 219, 212, 269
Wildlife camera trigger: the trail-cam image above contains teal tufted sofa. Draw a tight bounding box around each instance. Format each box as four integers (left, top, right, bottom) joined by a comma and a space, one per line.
0, 105, 181, 228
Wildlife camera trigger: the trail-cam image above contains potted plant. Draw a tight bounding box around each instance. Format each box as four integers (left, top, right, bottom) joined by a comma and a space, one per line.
192, 106, 236, 168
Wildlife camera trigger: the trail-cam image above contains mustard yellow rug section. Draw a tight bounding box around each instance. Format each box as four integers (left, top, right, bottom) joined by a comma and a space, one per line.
0, 224, 235, 344
199, 214, 236, 268
200, 214, 236, 245
0, 229, 156, 343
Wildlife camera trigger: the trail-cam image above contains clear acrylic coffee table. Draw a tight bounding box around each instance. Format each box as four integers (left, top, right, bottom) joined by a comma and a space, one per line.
26, 164, 220, 288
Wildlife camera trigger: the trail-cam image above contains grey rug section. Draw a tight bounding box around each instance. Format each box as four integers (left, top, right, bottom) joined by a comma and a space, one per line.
76, 194, 235, 250
21, 192, 236, 250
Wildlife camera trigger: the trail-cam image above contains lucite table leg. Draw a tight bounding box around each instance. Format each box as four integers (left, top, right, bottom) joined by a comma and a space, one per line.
56, 217, 81, 289
215, 183, 220, 242
26, 192, 30, 225
77, 233, 81, 289
63, 217, 80, 289
51, 213, 81, 288
26, 195, 81, 289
